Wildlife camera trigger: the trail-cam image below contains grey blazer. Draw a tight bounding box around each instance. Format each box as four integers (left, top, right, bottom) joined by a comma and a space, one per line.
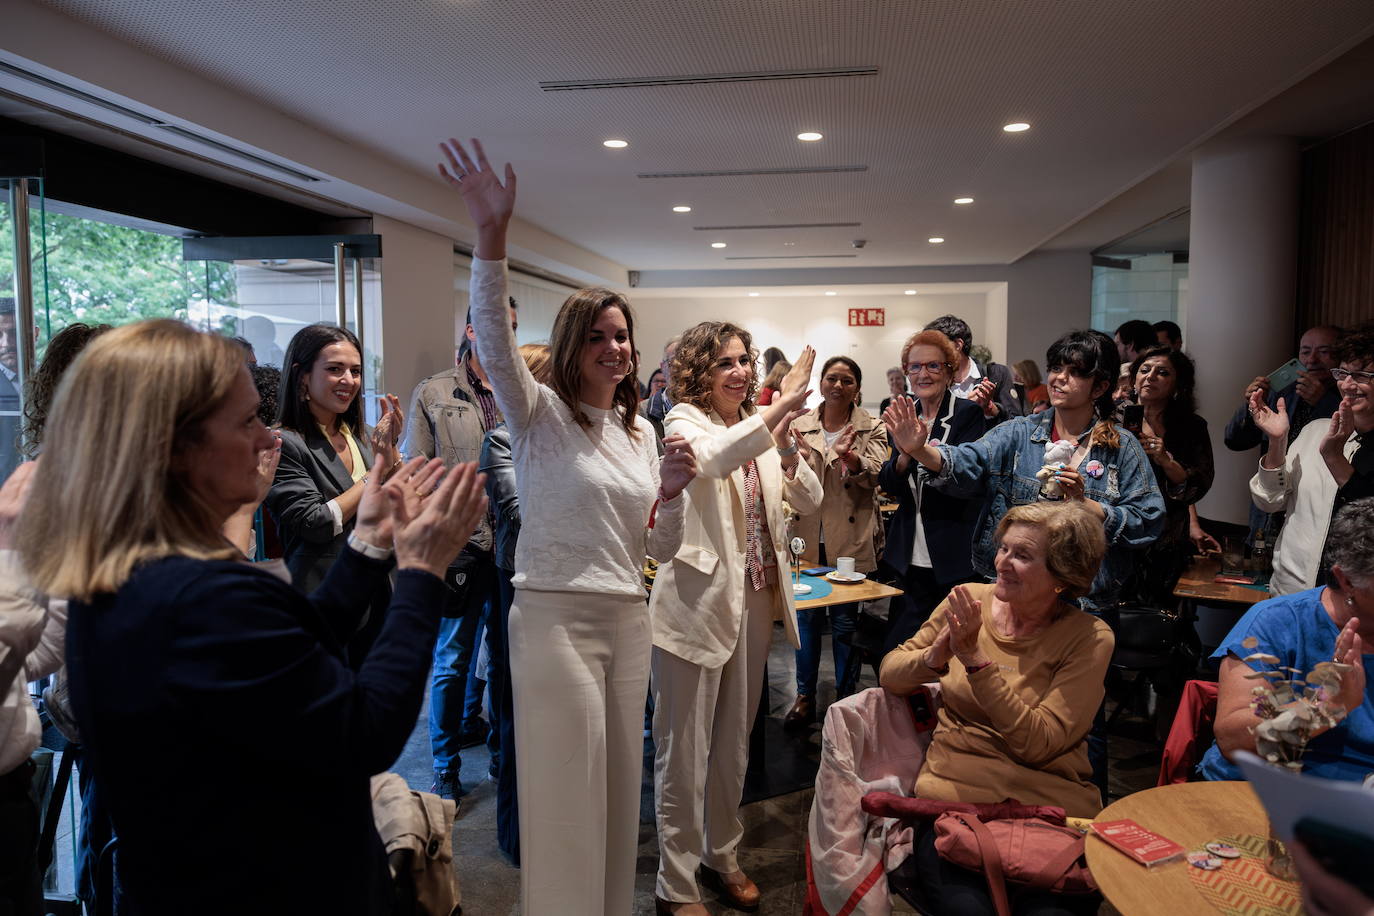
266, 425, 377, 595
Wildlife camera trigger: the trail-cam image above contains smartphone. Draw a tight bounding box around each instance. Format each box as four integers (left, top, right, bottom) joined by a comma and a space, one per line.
1294, 817, 1374, 899
1267, 358, 1303, 393
802, 565, 835, 576
1122, 404, 1144, 436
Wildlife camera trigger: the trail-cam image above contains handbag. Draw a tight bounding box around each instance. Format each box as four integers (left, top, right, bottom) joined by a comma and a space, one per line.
934, 809, 1096, 916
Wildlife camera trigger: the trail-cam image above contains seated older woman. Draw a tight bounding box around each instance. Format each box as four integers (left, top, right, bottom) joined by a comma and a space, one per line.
1200, 497, 1374, 782
879, 501, 1112, 916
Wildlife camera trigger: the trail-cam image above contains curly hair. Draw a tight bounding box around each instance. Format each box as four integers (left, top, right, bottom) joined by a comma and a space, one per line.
251, 365, 281, 427
670, 321, 758, 412
21, 323, 112, 458
1334, 320, 1374, 368
1130, 345, 1197, 421
899, 329, 958, 375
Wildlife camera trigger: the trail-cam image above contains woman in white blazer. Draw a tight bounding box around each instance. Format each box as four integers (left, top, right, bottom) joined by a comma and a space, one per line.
649, 324, 823, 915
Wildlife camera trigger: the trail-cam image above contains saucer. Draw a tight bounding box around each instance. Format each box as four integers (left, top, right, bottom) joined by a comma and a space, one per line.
826, 571, 867, 584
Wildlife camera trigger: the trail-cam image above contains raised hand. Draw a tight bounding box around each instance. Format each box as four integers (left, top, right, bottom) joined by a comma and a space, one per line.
970, 377, 998, 418
776, 346, 816, 411
945, 585, 987, 667
439, 138, 517, 231
1250, 389, 1290, 441
1332, 617, 1366, 716
369, 394, 404, 476
659, 434, 698, 499
832, 423, 857, 459
1320, 402, 1353, 463
392, 461, 489, 577
355, 456, 438, 548
882, 395, 929, 456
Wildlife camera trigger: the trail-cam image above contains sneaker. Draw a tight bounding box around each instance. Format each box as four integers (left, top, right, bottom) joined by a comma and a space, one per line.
488, 755, 500, 780
431, 769, 466, 801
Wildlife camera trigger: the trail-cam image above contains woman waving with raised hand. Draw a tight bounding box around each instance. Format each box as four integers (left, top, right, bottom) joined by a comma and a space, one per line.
438, 136, 697, 916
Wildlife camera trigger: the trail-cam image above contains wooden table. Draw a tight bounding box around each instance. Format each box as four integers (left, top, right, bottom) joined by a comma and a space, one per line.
795, 573, 903, 611
1172, 556, 1270, 607
1087, 781, 1276, 915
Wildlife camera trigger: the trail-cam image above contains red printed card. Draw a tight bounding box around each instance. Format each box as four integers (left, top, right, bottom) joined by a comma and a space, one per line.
1090, 819, 1187, 867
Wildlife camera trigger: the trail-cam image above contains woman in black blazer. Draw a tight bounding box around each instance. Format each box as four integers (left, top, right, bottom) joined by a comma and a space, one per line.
266, 324, 403, 658
17, 319, 487, 915
879, 329, 987, 651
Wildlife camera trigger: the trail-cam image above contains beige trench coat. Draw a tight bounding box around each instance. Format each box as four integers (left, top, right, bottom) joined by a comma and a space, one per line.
791, 404, 889, 573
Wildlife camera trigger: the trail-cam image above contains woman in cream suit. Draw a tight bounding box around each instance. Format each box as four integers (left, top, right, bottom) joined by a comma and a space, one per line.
649, 324, 823, 915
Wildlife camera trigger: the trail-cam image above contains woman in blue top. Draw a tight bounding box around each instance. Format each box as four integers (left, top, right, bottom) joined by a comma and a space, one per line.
1201, 498, 1374, 781
894, 329, 1165, 611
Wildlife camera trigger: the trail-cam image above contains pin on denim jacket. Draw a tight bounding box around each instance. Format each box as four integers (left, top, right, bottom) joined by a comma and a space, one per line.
929, 408, 1165, 609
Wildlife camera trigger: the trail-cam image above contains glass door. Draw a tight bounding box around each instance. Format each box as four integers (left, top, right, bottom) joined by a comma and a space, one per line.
0, 174, 46, 478
183, 234, 382, 420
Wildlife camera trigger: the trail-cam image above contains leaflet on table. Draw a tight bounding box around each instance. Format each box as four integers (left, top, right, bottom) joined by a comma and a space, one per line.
1235, 750, 1374, 845
1090, 819, 1186, 866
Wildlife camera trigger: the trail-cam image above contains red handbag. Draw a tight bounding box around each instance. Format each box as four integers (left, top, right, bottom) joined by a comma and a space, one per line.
860, 793, 1096, 916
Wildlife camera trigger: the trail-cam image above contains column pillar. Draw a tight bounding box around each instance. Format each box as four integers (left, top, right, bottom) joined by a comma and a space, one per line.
1187, 137, 1300, 525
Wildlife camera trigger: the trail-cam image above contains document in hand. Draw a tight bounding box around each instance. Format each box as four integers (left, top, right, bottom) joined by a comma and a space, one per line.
1234, 749, 1374, 845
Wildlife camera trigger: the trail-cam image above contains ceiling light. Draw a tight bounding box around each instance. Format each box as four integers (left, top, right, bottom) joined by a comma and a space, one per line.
928, 237, 945, 244
797, 131, 823, 142
710, 242, 727, 248
672, 205, 691, 212
904, 289, 917, 295
748, 292, 760, 297
602, 138, 629, 148
824, 291, 837, 296
1002, 122, 1030, 133
954, 197, 974, 205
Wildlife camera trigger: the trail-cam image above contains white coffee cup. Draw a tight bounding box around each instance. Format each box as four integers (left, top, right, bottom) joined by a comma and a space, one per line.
836, 556, 856, 577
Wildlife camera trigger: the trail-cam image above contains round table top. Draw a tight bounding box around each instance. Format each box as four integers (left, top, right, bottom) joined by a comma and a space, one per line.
1086, 781, 1269, 916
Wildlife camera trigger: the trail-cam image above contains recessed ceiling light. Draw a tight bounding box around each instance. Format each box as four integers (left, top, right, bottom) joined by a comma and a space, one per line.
672, 205, 691, 213
602, 138, 629, 148
748, 292, 760, 297
954, 197, 974, 205
797, 131, 823, 142
928, 237, 945, 244
824, 291, 837, 296
710, 242, 727, 248
783, 241, 796, 247
904, 289, 917, 295
1002, 122, 1030, 133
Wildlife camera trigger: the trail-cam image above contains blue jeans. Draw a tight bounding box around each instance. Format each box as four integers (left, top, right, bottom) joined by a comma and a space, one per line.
429, 549, 496, 772
795, 602, 861, 700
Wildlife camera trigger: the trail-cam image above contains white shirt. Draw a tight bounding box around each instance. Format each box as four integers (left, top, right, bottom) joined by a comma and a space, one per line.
949, 359, 984, 401
470, 257, 686, 598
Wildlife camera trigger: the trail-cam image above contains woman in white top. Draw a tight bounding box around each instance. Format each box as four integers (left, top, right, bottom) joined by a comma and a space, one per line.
649, 324, 822, 914
439, 137, 697, 916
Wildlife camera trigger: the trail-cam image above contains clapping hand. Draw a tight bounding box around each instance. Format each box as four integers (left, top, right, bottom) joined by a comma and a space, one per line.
1332, 617, 1367, 716
945, 585, 988, 667
1320, 401, 1353, 463
882, 395, 929, 456
970, 378, 999, 418
659, 434, 698, 499
391, 460, 489, 578
355, 456, 447, 549
253, 431, 283, 506
832, 423, 858, 467
369, 394, 404, 476
776, 346, 816, 412
1249, 389, 1290, 441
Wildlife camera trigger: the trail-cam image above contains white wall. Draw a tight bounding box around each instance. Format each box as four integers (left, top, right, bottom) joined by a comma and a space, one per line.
372, 215, 459, 400
633, 291, 991, 410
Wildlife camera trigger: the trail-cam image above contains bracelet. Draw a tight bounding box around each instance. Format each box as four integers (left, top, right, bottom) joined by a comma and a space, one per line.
347, 531, 393, 560
925, 650, 950, 676
965, 660, 995, 676
776, 442, 799, 457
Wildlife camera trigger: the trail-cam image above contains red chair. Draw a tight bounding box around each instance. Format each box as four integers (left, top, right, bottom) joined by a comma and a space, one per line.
1157, 679, 1219, 786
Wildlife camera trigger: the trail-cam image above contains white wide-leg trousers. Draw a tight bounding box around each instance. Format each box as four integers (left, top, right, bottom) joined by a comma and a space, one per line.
509, 588, 650, 916
651, 584, 776, 902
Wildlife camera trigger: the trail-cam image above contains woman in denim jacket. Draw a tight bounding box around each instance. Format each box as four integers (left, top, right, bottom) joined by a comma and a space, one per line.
888, 329, 1165, 612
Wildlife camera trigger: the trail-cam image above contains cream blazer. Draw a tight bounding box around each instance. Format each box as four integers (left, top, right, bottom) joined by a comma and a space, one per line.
649, 403, 824, 669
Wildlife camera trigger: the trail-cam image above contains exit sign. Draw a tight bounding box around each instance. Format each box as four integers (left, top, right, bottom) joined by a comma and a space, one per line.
848, 308, 885, 327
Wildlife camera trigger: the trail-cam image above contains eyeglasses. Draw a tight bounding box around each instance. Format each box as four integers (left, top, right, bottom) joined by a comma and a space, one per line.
905, 361, 946, 376
1332, 368, 1374, 384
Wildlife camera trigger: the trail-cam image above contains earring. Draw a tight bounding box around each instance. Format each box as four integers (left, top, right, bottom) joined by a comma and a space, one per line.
1347, 596, 1356, 607
1054, 586, 1065, 594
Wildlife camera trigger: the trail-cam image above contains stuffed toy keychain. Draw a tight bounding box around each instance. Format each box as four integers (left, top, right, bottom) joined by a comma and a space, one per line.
1036, 439, 1077, 499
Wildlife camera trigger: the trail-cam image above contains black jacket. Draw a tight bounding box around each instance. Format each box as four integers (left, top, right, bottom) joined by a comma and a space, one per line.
878, 391, 987, 583
66, 549, 442, 915
480, 424, 521, 571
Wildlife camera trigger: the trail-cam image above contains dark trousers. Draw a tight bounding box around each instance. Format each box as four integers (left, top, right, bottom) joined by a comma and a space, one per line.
883, 565, 975, 654
492, 569, 520, 865
0, 760, 41, 916
429, 548, 497, 772
913, 821, 1099, 916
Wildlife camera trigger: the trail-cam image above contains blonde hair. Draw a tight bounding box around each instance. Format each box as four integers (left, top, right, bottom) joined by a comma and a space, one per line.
1014, 359, 1042, 388
760, 359, 790, 391
17, 320, 245, 601
518, 342, 552, 385
995, 501, 1106, 600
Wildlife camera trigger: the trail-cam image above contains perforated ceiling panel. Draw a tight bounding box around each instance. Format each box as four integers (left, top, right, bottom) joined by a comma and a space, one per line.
36, 0, 1374, 269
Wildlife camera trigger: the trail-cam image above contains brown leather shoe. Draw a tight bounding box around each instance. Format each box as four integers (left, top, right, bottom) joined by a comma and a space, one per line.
783, 695, 815, 730
700, 865, 761, 911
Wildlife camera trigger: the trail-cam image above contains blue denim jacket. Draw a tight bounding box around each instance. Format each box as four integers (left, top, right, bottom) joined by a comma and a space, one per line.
930, 408, 1165, 609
